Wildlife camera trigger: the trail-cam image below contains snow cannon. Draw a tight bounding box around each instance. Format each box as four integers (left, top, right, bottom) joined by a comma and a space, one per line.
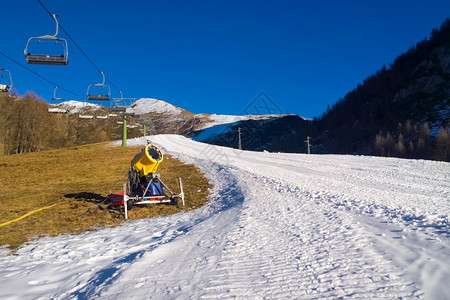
131, 144, 163, 177
108, 143, 184, 219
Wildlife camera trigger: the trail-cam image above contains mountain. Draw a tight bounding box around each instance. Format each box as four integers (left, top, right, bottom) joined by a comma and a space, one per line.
45, 97, 297, 146
315, 18, 450, 161
168, 20, 450, 160
5, 17, 450, 162
190, 114, 311, 153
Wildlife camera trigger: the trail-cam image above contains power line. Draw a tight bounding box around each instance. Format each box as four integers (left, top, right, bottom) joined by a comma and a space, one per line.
0, 50, 84, 100
37, 0, 123, 95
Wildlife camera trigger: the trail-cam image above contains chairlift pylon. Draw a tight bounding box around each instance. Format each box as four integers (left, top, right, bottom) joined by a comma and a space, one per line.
0, 68, 13, 93
24, 14, 69, 66
87, 71, 110, 101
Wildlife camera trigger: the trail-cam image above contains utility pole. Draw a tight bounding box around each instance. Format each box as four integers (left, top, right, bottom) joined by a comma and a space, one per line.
305, 136, 311, 154
238, 127, 242, 150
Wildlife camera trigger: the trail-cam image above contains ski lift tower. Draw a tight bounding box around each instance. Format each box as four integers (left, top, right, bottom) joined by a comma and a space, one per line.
111, 92, 137, 147
137, 116, 155, 137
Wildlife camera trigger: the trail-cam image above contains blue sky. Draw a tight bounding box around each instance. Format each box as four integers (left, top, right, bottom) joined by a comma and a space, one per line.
1, 0, 449, 118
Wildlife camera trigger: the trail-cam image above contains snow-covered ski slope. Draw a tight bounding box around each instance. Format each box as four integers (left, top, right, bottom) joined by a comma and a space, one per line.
1, 135, 449, 299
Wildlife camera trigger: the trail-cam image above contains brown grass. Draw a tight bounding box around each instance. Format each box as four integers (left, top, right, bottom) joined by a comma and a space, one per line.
0, 142, 212, 250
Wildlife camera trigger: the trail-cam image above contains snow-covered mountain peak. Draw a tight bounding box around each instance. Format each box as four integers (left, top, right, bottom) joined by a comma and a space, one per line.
126, 98, 186, 115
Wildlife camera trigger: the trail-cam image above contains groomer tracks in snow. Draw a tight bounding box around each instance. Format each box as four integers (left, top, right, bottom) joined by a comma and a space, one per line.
0, 135, 449, 299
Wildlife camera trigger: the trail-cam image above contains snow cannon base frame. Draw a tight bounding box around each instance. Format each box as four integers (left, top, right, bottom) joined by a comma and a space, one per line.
108, 144, 184, 219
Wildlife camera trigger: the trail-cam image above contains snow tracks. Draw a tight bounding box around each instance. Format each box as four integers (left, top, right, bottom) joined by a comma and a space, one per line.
147, 135, 449, 298
0, 135, 449, 299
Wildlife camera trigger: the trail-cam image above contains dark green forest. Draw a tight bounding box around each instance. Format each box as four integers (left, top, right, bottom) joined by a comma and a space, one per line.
314, 18, 450, 161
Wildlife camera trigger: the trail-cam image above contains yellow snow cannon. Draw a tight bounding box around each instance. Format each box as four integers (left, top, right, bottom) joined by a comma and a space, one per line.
131, 144, 163, 177
108, 143, 184, 219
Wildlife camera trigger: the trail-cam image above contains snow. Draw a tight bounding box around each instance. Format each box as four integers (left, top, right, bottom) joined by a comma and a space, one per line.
49, 100, 101, 114
126, 98, 184, 115
191, 121, 239, 141
199, 113, 286, 130
1, 135, 450, 299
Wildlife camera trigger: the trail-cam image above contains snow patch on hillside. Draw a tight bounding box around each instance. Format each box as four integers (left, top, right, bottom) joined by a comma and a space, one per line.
199, 113, 288, 129
49, 100, 101, 114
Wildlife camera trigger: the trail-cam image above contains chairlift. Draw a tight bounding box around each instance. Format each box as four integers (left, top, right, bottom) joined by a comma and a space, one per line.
78, 101, 94, 119
24, 14, 68, 66
52, 86, 64, 101
48, 107, 69, 114
96, 113, 108, 119
87, 71, 110, 101
111, 91, 136, 112
0, 68, 13, 93
47, 86, 69, 114
79, 114, 94, 119
111, 106, 126, 112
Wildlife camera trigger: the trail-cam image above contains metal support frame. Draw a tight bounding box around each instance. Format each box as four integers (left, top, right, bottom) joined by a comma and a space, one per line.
0, 68, 13, 93
123, 173, 184, 220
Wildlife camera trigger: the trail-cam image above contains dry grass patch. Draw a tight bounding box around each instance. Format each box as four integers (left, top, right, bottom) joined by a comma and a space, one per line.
0, 142, 211, 250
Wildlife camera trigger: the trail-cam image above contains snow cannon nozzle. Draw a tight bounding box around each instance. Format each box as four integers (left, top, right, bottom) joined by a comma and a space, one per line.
131, 144, 163, 177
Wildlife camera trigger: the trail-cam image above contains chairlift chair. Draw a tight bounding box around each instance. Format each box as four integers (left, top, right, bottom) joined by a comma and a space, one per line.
79, 114, 94, 119
78, 101, 94, 119
87, 71, 110, 101
96, 113, 108, 119
0, 68, 13, 93
51, 86, 64, 101
111, 91, 136, 112
48, 107, 69, 114
24, 14, 68, 66
111, 106, 126, 112
47, 86, 69, 114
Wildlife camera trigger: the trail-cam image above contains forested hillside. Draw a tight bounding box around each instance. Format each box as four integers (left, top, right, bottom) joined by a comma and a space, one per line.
315, 18, 450, 161
0, 93, 142, 156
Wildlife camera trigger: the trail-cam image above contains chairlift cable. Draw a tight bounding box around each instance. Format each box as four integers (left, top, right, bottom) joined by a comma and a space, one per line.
0, 50, 84, 100
37, 0, 123, 95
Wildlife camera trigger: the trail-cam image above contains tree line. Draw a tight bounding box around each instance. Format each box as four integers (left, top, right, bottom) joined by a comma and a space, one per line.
0, 93, 141, 156
314, 18, 450, 162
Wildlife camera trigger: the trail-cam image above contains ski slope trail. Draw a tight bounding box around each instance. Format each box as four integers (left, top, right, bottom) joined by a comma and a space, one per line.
0, 135, 449, 299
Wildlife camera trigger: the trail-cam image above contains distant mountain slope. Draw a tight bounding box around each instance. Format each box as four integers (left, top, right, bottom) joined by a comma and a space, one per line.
315, 18, 450, 161
198, 114, 287, 130
190, 115, 311, 153
47, 98, 297, 141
